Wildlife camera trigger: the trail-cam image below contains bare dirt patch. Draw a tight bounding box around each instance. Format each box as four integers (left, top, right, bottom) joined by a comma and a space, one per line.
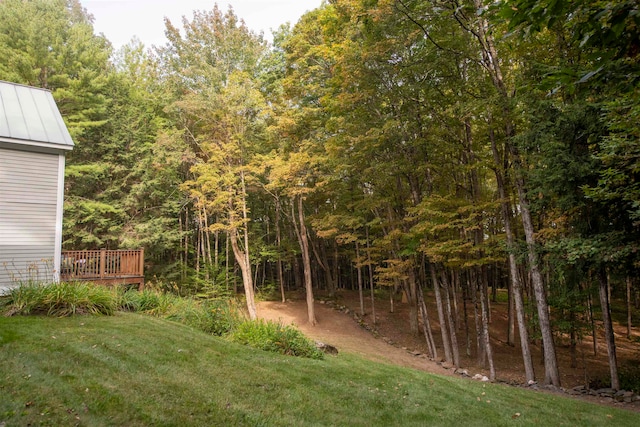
257, 289, 640, 412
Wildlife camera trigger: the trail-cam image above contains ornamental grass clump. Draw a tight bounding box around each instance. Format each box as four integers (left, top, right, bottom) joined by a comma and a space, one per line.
0, 281, 117, 317
118, 288, 176, 314
230, 319, 324, 360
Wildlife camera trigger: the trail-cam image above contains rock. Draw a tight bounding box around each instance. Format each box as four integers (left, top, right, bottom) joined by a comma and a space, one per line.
315, 341, 338, 355
455, 369, 470, 377
595, 388, 615, 397
481, 376, 490, 382
473, 374, 484, 380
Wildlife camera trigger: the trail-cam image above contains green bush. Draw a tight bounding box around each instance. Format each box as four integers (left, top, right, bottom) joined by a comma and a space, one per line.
0, 282, 117, 317
118, 289, 175, 314
119, 289, 243, 336
619, 362, 640, 393
230, 319, 324, 360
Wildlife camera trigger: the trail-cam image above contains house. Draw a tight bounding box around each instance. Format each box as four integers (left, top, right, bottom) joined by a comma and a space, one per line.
0, 81, 74, 293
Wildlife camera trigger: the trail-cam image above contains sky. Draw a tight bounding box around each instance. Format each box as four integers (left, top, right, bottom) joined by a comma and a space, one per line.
80, 0, 323, 50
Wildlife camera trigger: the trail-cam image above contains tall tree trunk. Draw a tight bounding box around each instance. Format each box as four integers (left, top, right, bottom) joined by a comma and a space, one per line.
463, 274, 471, 357
366, 227, 376, 325
417, 281, 437, 359
310, 238, 336, 296
514, 173, 560, 386
471, 269, 486, 366
292, 196, 316, 325
587, 288, 597, 356
275, 198, 286, 303
430, 263, 452, 364
406, 269, 419, 335
356, 239, 365, 316
441, 271, 460, 367
480, 266, 496, 380
489, 121, 535, 382
228, 173, 257, 320
598, 269, 620, 390
627, 276, 633, 340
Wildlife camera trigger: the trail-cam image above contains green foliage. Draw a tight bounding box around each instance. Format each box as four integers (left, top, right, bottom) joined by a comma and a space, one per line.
0, 282, 117, 317
118, 288, 176, 315
230, 319, 324, 359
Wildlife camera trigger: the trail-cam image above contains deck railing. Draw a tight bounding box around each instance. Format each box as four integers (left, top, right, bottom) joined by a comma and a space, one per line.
60, 249, 144, 288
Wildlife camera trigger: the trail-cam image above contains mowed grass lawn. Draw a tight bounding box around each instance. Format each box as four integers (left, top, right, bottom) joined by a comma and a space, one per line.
1, 313, 638, 426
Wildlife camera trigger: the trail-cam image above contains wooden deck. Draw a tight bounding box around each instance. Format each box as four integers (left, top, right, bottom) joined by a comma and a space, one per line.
60, 249, 144, 289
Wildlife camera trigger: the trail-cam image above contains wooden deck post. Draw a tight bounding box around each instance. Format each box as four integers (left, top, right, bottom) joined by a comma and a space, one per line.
99, 249, 106, 279
138, 248, 145, 290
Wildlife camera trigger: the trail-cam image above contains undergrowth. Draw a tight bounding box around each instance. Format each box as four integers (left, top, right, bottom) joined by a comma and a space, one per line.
230, 319, 324, 359
0, 281, 117, 316
0, 282, 321, 359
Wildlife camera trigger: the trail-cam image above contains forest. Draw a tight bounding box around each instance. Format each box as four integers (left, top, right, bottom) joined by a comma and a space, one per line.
1, 0, 638, 390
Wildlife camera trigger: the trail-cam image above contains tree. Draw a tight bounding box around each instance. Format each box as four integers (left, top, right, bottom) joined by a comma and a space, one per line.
159, 6, 268, 318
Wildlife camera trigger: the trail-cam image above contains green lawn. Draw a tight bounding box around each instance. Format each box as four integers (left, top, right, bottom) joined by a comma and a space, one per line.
1, 313, 638, 426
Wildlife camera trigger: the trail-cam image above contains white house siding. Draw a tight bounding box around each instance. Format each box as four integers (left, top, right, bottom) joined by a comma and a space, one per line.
0, 148, 59, 291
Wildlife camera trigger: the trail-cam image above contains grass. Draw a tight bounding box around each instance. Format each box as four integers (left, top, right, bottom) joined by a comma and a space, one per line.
1, 282, 117, 316
1, 314, 638, 426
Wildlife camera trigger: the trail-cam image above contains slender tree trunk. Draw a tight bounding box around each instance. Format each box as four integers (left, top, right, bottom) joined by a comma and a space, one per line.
587, 289, 597, 356
275, 198, 286, 302
366, 227, 376, 325
598, 269, 619, 390
627, 276, 633, 340
471, 269, 485, 366
450, 270, 460, 332
489, 116, 535, 382
292, 196, 316, 325
310, 238, 336, 296
507, 279, 515, 346
418, 281, 437, 359
225, 231, 230, 290
463, 275, 471, 357
570, 310, 578, 369
442, 271, 460, 367
480, 266, 496, 380
430, 263, 452, 364
204, 207, 212, 271
514, 173, 560, 386
406, 269, 419, 335
356, 239, 365, 316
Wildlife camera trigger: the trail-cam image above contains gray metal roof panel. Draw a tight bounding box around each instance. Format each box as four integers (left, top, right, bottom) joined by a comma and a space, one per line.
0, 80, 74, 149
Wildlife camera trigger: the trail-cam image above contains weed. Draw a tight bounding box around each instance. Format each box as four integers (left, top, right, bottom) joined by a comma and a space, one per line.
230, 319, 324, 359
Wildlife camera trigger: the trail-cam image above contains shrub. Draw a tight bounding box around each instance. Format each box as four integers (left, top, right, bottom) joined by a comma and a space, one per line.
0, 282, 117, 317
119, 289, 243, 336
230, 319, 324, 360
118, 289, 176, 315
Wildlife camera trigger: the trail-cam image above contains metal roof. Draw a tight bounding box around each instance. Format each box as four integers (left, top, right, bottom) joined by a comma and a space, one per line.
0, 80, 74, 151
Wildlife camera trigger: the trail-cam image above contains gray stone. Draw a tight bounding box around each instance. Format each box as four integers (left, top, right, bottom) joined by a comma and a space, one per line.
315, 341, 338, 355
595, 388, 615, 396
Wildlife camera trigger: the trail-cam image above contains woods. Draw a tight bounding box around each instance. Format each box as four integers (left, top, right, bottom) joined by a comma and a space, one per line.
1, 0, 638, 389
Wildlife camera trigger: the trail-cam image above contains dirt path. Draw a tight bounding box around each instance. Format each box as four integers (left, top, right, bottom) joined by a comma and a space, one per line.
257, 299, 453, 377
257, 296, 640, 413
